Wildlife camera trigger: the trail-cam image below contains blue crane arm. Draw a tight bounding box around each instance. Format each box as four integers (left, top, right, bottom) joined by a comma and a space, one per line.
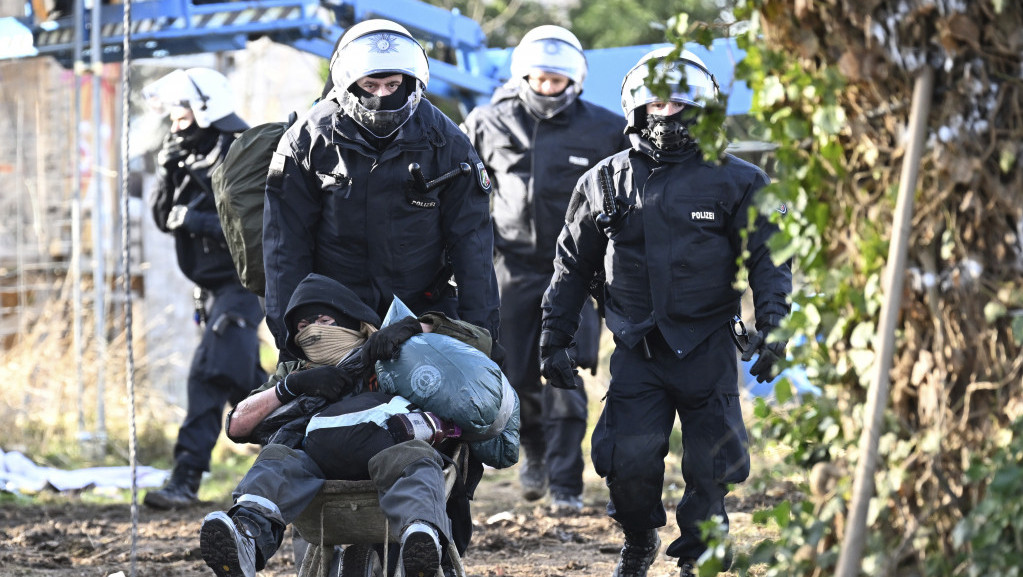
0, 0, 750, 115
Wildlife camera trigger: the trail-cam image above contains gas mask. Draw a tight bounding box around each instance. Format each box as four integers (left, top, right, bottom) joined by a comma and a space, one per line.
642, 109, 697, 151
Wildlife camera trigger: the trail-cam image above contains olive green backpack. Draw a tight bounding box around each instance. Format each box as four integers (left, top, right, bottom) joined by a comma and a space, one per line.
211, 119, 290, 296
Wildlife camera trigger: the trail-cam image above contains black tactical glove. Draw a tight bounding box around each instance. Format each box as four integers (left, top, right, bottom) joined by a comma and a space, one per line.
361, 316, 423, 365
275, 365, 357, 404
741, 326, 787, 383
539, 330, 579, 390
157, 135, 188, 170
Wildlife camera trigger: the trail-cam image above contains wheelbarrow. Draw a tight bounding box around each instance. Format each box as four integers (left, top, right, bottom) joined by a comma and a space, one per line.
291, 444, 469, 577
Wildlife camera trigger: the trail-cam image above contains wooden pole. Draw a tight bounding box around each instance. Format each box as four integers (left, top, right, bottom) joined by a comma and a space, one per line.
835, 65, 934, 577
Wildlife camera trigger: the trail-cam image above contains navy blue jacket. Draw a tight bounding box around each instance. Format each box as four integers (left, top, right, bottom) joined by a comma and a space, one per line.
542, 136, 792, 358
264, 96, 500, 350
462, 86, 630, 273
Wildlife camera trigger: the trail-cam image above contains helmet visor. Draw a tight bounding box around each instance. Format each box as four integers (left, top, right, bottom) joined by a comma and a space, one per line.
141, 69, 195, 116
331, 30, 430, 96
622, 59, 717, 114
510, 38, 587, 86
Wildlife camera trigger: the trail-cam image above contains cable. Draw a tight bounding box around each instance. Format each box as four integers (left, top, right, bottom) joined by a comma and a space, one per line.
118, 0, 139, 575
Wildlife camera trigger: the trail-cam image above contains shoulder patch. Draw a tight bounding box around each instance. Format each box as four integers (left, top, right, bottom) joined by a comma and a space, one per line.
268, 151, 287, 175
475, 161, 492, 193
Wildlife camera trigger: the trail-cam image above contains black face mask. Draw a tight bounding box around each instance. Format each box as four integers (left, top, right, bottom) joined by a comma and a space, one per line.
172, 121, 218, 152
642, 109, 696, 151
350, 82, 409, 112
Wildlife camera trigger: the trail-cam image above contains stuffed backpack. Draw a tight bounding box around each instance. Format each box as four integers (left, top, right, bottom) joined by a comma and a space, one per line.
211, 115, 295, 296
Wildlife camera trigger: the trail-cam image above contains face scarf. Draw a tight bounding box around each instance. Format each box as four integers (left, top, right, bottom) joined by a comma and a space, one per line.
295, 322, 377, 366
642, 108, 696, 151
518, 79, 579, 119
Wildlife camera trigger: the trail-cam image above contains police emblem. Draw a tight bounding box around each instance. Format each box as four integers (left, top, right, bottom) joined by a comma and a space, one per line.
476, 161, 492, 192
368, 33, 400, 53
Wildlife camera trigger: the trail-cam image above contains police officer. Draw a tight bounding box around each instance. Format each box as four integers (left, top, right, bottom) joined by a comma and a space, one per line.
540, 48, 792, 577
263, 19, 501, 358
142, 67, 268, 509
461, 25, 628, 514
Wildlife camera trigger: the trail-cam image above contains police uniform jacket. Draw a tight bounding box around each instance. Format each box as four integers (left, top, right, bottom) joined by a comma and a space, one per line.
461, 86, 629, 274
264, 96, 500, 351
152, 131, 242, 290
542, 136, 792, 359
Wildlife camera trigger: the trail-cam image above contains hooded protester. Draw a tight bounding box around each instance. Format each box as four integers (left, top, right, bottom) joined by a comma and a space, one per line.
199, 273, 496, 577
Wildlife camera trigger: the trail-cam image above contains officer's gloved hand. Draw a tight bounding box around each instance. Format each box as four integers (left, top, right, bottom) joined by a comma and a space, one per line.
539, 329, 579, 390
165, 205, 192, 231
275, 365, 357, 404
741, 326, 787, 383
386, 411, 462, 447
157, 137, 187, 170
361, 316, 423, 364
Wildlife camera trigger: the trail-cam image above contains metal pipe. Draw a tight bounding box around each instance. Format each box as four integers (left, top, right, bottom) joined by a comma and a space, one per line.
73, 0, 86, 445
89, 0, 108, 454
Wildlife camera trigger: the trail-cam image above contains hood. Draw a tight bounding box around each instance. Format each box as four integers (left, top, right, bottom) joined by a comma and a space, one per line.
283, 273, 382, 359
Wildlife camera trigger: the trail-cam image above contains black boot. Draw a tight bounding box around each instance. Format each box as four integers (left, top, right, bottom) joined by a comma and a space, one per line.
612, 528, 660, 577
143, 463, 202, 509
519, 443, 548, 502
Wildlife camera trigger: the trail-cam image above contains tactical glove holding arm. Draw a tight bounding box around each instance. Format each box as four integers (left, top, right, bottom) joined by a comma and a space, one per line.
361, 316, 424, 365
275, 365, 357, 403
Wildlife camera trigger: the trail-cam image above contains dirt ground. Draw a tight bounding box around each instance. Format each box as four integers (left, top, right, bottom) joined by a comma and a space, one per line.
0, 455, 792, 577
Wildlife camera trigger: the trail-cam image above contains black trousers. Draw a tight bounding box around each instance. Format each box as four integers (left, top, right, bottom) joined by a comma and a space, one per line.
591, 325, 749, 561
174, 283, 267, 471
495, 252, 595, 496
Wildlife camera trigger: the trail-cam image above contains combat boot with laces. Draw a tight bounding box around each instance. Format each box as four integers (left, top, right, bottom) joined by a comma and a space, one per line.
612, 528, 660, 577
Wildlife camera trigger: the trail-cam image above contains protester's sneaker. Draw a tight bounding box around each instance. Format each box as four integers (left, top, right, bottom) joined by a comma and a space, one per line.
399, 521, 441, 577
611, 528, 660, 577
679, 558, 697, 577
519, 455, 549, 501
549, 492, 584, 516
200, 511, 257, 577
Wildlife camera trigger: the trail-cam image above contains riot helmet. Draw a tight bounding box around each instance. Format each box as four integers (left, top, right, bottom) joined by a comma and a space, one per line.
510, 25, 587, 119
620, 47, 718, 128
620, 47, 719, 150
142, 67, 248, 132
329, 19, 430, 138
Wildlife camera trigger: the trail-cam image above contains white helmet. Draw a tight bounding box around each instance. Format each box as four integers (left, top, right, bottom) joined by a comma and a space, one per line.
620, 47, 719, 129
141, 67, 247, 131
329, 19, 430, 138
509, 25, 587, 86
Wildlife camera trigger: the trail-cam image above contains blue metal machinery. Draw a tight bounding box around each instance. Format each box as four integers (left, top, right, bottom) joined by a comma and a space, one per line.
1, 0, 752, 115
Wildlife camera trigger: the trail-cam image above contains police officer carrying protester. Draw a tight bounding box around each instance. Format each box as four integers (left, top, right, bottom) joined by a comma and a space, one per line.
540, 47, 792, 576
263, 19, 501, 363
461, 25, 629, 514
142, 67, 268, 509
